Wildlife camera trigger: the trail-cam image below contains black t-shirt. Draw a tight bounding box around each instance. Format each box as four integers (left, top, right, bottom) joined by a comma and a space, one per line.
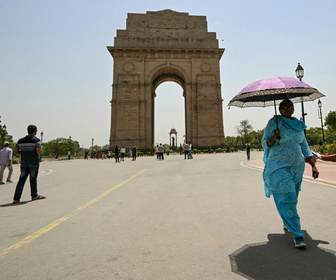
15, 135, 41, 165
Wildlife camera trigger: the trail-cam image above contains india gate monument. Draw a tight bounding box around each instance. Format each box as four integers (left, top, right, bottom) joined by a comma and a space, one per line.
107, 10, 225, 150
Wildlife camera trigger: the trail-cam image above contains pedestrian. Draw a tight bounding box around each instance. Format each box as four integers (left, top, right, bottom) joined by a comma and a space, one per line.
0, 141, 13, 184
188, 142, 193, 159
128, 148, 131, 158
184, 142, 189, 159
158, 143, 164, 160
132, 146, 137, 161
115, 145, 120, 163
68, 150, 71, 160
262, 99, 319, 248
246, 141, 251, 160
120, 146, 125, 161
13, 125, 46, 204
156, 145, 159, 159
96, 150, 100, 159
108, 150, 111, 159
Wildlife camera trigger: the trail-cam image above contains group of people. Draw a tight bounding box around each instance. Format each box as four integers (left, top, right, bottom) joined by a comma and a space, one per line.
184, 142, 193, 159
6, 101, 320, 249
156, 144, 165, 160
114, 146, 135, 162
84, 146, 137, 161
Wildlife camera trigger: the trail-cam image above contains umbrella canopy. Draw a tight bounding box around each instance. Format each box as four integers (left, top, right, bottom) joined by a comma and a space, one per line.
228, 77, 325, 108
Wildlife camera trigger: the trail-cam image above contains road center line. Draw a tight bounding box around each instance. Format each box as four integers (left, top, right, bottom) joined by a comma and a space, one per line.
0, 169, 146, 259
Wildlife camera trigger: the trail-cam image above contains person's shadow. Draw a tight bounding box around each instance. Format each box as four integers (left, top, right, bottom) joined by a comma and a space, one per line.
230, 230, 336, 280
0, 201, 30, 207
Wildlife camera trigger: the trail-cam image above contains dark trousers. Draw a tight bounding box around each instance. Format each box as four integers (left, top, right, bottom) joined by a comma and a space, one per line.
14, 164, 39, 200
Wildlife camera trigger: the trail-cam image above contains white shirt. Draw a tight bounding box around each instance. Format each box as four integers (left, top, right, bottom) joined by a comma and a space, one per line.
0, 147, 13, 165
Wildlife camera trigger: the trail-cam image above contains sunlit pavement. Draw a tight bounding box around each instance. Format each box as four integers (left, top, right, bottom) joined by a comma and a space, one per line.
1, 152, 335, 279
246, 154, 336, 186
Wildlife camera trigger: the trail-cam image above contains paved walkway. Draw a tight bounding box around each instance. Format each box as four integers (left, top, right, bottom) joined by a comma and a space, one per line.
246, 155, 336, 186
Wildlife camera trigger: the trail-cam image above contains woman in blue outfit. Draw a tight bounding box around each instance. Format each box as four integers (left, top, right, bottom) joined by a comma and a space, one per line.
262, 99, 319, 248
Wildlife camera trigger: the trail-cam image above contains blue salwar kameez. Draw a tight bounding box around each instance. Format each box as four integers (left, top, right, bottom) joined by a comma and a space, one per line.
262, 115, 313, 238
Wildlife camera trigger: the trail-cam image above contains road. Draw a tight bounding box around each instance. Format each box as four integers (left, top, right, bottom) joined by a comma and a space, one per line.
1, 151, 335, 279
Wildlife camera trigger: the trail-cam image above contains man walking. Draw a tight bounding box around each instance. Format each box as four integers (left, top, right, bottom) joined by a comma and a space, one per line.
132, 146, 137, 161
184, 142, 189, 159
120, 146, 126, 161
158, 143, 164, 160
13, 125, 46, 204
246, 141, 251, 160
115, 145, 120, 163
0, 141, 13, 184
188, 142, 193, 159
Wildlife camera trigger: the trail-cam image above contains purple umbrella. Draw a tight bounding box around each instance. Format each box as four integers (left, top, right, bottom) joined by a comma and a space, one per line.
228, 77, 325, 142
228, 77, 324, 108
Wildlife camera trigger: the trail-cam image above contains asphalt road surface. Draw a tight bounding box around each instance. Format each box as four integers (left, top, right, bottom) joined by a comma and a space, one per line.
1, 151, 335, 279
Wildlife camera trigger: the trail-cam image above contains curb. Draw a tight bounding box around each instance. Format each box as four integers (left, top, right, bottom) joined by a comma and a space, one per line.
242, 160, 336, 188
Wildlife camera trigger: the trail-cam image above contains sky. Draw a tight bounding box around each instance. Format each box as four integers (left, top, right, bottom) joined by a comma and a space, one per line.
1, 0, 335, 148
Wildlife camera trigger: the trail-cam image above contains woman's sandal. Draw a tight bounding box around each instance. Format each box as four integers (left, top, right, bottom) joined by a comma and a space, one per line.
32, 195, 46, 201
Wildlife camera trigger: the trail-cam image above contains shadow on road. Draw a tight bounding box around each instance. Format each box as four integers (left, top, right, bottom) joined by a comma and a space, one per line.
0, 201, 31, 207
230, 230, 336, 280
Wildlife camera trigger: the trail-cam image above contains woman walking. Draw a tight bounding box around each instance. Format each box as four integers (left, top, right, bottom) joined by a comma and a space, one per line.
262, 99, 319, 248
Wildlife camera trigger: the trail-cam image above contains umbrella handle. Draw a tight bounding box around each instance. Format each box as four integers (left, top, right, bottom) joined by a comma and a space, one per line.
273, 96, 281, 145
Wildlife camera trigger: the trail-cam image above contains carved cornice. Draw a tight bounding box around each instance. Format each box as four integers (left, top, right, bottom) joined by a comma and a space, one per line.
107, 47, 225, 59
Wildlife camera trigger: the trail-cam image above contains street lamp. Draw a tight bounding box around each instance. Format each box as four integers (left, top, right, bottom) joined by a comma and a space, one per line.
295, 63, 307, 124
40, 131, 44, 162
91, 138, 94, 158
2, 124, 7, 148
68, 136, 72, 160
318, 99, 325, 143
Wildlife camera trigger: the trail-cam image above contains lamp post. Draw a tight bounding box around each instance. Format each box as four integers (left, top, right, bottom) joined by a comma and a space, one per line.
295, 62, 307, 123
91, 138, 94, 158
68, 136, 72, 160
2, 124, 6, 148
40, 131, 44, 162
318, 99, 325, 143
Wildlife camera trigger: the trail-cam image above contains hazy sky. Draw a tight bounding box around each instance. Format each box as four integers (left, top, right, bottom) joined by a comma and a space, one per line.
1, 0, 335, 147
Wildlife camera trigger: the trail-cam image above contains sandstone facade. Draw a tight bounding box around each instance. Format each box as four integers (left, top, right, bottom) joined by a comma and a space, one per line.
107, 9, 225, 150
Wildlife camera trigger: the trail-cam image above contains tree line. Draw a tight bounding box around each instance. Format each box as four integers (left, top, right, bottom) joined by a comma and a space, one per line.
1, 111, 335, 158
231, 111, 336, 154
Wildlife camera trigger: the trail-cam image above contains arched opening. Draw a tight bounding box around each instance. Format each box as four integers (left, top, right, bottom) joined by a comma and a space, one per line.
154, 82, 185, 148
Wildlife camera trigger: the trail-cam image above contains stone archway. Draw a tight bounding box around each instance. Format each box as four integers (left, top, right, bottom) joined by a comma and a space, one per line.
107, 9, 225, 150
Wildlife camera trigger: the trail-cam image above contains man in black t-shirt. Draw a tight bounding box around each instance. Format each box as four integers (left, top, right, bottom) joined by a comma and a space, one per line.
246, 141, 251, 160
13, 125, 46, 204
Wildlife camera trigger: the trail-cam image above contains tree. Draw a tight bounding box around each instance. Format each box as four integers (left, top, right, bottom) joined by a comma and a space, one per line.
325, 111, 336, 131
248, 129, 264, 150
236, 120, 253, 143
305, 127, 322, 146
0, 116, 14, 149
224, 136, 238, 152
42, 137, 80, 157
